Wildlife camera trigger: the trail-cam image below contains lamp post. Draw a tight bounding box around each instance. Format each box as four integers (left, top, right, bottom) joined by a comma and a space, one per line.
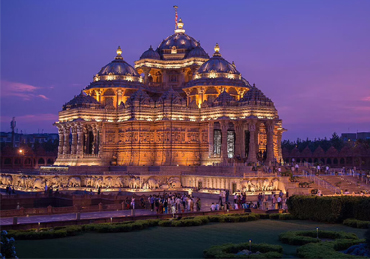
316, 227, 319, 239
249, 239, 252, 251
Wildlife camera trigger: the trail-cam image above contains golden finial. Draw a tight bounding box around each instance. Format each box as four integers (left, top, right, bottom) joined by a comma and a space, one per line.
213, 43, 221, 57
214, 43, 220, 53
116, 46, 123, 60
178, 18, 184, 29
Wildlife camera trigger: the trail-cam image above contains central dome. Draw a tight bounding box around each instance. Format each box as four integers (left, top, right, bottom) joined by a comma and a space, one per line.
158, 33, 199, 51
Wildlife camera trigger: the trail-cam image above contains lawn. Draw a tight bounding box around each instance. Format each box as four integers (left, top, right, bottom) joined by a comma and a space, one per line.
16, 219, 367, 258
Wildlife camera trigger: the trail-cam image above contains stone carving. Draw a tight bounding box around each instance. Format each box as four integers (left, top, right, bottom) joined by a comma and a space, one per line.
146, 178, 159, 189
33, 178, 44, 189
0, 175, 13, 185
129, 177, 140, 189
68, 177, 81, 187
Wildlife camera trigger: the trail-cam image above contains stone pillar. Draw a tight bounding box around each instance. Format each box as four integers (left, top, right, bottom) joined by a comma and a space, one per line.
63, 126, 70, 155
247, 121, 257, 163
234, 121, 242, 158
277, 130, 283, 164
92, 126, 98, 155
208, 121, 214, 157
98, 125, 103, 155
84, 128, 89, 154
266, 121, 275, 163
241, 123, 246, 159
71, 126, 77, 155
221, 120, 228, 163
96, 90, 101, 103
117, 89, 123, 106
58, 127, 64, 155
143, 67, 150, 84
76, 125, 84, 156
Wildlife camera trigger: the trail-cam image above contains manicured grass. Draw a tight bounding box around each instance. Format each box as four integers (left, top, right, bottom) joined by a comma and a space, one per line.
16, 220, 368, 258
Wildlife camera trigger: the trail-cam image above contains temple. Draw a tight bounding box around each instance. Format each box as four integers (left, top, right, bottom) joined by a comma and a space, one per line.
54, 17, 284, 167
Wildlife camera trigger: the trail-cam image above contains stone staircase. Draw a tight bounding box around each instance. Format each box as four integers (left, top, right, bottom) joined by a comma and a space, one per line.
319, 175, 370, 194
281, 176, 333, 196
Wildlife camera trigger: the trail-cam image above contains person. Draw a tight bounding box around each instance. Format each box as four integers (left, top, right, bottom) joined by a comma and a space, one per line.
148, 195, 153, 211
196, 198, 201, 211
131, 197, 135, 210
140, 197, 145, 208
234, 193, 237, 204
6, 185, 9, 195
98, 186, 101, 195
234, 203, 239, 210
215, 203, 220, 211
295, 164, 299, 173
272, 195, 276, 209
163, 198, 168, 214
277, 196, 282, 209
8, 186, 12, 196
210, 203, 216, 211
225, 190, 229, 203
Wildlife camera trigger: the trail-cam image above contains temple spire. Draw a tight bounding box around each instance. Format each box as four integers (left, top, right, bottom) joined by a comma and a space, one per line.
115, 46, 123, 60
174, 6, 185, 33
213, 43, 221, 57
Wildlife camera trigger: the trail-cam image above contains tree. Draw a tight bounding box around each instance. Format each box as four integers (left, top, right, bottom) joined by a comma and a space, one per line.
0, 230, 18, 259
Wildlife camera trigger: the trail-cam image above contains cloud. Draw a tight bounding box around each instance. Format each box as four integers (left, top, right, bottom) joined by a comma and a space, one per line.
1, 80, 49, 100
0, 114, 58, 123
38, 94, 49, 100
362, 96, 370, 101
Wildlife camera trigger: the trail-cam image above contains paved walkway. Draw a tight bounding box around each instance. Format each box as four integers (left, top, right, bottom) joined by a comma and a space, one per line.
0, 209, 158, 226
0, 197, 221, 226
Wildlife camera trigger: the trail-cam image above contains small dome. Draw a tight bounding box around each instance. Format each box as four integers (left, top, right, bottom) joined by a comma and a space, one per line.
140, 46, 160, 60
63, 92, 100, 110
97, 47, 140, 77
185, 44, 249, 89
187, 45, 209, 59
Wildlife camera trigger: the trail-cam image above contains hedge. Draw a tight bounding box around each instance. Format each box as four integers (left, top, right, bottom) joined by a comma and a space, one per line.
296, 239, 366, 258
7, 219, 160, 239
287, 195, 370, 223
203, 242, 283, 258
158, 214, 260, 227
279, 230, 358, 246
343, 219, 370, 229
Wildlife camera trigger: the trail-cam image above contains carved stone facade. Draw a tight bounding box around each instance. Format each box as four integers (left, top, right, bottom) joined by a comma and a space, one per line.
54, 19, 285, 167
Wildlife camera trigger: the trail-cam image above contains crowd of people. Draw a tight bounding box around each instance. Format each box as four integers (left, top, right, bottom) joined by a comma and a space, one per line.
147, 193, 202, 215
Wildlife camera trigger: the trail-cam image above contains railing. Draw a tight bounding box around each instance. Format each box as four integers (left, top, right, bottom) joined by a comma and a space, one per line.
302, 170, 340, 194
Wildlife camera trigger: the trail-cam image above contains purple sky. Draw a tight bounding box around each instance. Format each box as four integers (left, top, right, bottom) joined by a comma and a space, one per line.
1, 0, 369, 140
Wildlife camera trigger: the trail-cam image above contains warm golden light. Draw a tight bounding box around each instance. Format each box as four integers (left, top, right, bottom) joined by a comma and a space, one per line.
214, 43, 220, 53
178, 18, 184, 29
116, 46, 122, 56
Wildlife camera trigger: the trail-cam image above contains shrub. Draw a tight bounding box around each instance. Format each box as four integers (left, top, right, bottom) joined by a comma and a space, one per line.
269, 214, 280, 220
279, 230, 358, 246
158, 220, 172, 227
204, 242, 283, 258
297, 240, 366, 258
278, 213, 296, 220
287, 196, 370, 223
343, 219, 370, 229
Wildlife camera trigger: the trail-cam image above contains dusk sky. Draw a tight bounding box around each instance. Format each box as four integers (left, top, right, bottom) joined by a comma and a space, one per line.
1, 0, 369, 140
